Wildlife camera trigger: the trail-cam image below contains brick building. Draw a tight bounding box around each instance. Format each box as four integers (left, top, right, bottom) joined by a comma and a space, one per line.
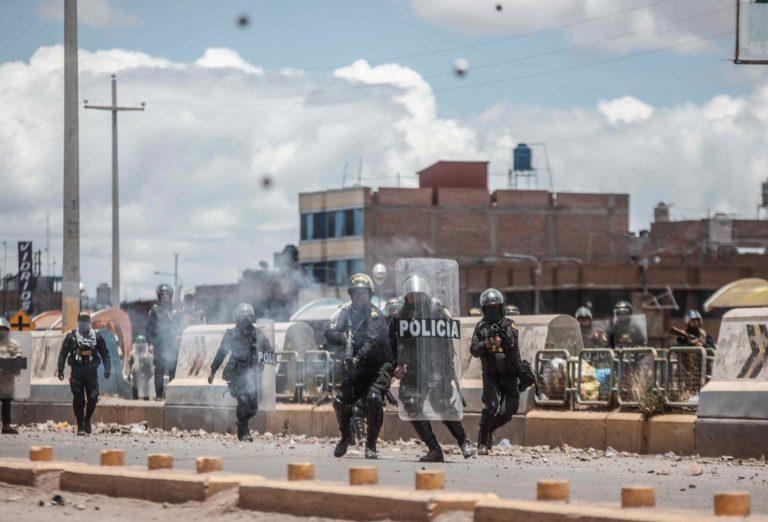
297, 161, 768, 340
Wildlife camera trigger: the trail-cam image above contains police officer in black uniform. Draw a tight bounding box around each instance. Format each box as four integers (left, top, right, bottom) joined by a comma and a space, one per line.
147, 283, 177, 400
676, 310, 715, 348
575, 306, 606, 348
327, 273, 391, 460
208, 303, 274, 441
470, 289, 523, 455
391, 274, 475, 462
57, 312, 110, 435
606, 301, 646, 348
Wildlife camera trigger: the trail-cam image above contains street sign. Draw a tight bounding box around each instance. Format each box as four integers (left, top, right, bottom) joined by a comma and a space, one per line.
9, 310, 35, 331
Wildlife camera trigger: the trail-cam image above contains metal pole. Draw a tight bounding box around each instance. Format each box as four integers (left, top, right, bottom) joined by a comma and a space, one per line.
62, 0, 80, 331
174, 253, 178, 300
111, 75, 119, 309
534, 260, 541, 315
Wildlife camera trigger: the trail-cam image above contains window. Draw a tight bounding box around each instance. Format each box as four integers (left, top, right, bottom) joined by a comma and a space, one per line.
300, 208, 362, 240
335, 259, 349, 286
352, 208, 364, 236
300, 214, 312, 240
333, 210, 346, 238
312, 212, 327, 240
349, 259, 364, 275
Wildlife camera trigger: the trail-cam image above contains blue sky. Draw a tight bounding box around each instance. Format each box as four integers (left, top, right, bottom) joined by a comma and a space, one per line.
0, 0, 745, 118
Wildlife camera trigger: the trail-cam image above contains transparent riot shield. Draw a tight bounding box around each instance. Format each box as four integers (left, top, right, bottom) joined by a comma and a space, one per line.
395, 258, 463, 421
0, 332, 31, 400
254, 319, 276, 411
607, 314, 647, 348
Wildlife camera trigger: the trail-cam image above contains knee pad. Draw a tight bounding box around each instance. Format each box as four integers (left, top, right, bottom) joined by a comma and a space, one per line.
366, 389, 383, 409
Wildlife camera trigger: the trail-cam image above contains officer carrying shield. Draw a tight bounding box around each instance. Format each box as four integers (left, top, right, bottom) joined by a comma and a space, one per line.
57, 312, 111, 435
0, 317, 22, 434
147, 283, 177, 400
470, 289, 523, 455
208, 303, 274, 441
575, 306, 606, 348
326, 273, 391, 460
606, 301, 646, 348
392, 273, 475, 462
127, 335, 153, 400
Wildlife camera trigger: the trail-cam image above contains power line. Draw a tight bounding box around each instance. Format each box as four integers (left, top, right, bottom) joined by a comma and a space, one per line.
140, 31, 733, 109
136, 6, 732, 106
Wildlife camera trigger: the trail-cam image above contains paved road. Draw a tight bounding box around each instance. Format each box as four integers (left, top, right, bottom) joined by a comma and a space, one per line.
1, 425, 766, 516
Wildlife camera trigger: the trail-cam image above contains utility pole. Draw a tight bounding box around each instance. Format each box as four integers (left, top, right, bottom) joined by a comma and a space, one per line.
84, 74, 144, 309
62, 0, 80, 331
173, 253, 179, 299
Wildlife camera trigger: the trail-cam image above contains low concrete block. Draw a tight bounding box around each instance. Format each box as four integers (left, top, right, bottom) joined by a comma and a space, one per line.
238, 479, 497, 521
606, 412, 645, 453
474, 498, 727, 522
646, 415, 695, 456
525, 410, 607, 450
0, 458, 65, 486
695, 418, 768, 458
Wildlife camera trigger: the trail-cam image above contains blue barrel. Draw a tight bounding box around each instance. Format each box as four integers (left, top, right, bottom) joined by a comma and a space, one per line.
513, 143, 533, 171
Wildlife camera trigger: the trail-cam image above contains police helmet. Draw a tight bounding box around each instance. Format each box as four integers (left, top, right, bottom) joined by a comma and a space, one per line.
575, 306, 593, 320
479, 288, 505, 308
347, 273, 374, 296
233, 303, 255, 324
401, 274, 430, 298
77, 311, 92, 323
0, 317, 9, 331
134, 334, 147, 344
614, 300, 632, 316
684, 309, 702, 326
505, 304, 520, 316
156, 283, 174, 301
183, 289, 196, 301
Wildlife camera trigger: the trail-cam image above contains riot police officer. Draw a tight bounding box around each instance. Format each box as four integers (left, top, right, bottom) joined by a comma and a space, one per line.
391, 274, 475, 462
208, 303, 274, 441
147, 283, 177, 400
384, 297, 401, 325
0, 317, 21, 434
575, 306, 606, 348
606, 301, 646, 348
504, 304, 520, 317
57, 312, 110, 435
470, 289, 523, 455
326, 273, 391, 460
676, 310, 715, 348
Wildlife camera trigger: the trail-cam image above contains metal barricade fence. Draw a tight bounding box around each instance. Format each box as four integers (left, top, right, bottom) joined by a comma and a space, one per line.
666, 347, 708, 407
575, 349, 616, 407
616, 348, 664, 408
533, 349, 572, 407
275, 350, 299, 400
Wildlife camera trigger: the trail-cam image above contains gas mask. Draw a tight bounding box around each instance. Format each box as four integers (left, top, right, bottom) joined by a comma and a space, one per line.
483, 304, 503, 323
78, 320, 91, 335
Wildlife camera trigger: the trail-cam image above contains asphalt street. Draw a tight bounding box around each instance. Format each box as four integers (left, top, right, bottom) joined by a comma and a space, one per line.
1, 424, 766, 517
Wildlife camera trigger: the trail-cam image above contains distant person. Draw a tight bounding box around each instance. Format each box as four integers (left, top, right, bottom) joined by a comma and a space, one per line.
606, 301, 646, 348
127, 335, 153, 400
176, 289, 206, 332
147, 283, 177, 400
0, 317, 22, 434
675, 310, 715, 348
504, 304, 520, 316
208, 303, 274, 441
575, 306, 606, 348
57, 312, 110, 435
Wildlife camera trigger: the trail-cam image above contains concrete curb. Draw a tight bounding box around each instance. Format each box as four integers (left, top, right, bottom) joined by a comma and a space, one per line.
237, 479, 497, 521
0, 458, 67, 486
473, 498, 768, 522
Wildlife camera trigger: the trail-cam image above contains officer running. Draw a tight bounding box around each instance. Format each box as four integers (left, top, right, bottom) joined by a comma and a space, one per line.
391, 274, 475, 462
470, 289, 523, 455
208, 303, 274, 441
327, 273, 391, 460
0, 317, 22, 434
57, 312, 110, 435
147, 283, 177, 400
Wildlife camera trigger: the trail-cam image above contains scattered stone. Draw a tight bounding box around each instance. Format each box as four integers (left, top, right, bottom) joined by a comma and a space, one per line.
721, 455, 734, 461
689, 484, 696, 489
51, 494, 65, 506
498, 438, 512, 448
76, 505, 85, 510
684, 464, 703, 477
656, 470, 671, 476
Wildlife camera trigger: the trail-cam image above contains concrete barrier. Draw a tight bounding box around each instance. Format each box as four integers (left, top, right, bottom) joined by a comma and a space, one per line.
238, 479, 497, 521
525, 410, 607, 449
0, 458, 66, 486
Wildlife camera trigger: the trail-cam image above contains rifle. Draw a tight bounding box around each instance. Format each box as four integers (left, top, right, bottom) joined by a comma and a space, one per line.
671, 326, 705, 346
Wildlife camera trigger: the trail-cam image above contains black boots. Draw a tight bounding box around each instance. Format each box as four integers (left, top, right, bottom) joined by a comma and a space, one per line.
419, 446, 445, 462
237, 422, 252, 442
334, 438, 350, 458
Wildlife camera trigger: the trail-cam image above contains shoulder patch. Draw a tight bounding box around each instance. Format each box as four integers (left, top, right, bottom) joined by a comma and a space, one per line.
509, 322, 519, 330
370, 309, 379, 318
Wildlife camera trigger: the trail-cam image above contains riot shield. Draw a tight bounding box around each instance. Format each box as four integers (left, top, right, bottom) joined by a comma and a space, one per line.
608, 314, 647, 348
0, 332, 31, 400
395, 258, 463, 421
254, 319, 276, 411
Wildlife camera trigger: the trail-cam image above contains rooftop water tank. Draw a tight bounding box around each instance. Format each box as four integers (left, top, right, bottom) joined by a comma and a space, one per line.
513, 143, 533, 172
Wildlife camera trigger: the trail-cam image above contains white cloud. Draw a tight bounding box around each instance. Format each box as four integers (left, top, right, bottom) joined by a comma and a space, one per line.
1, 44, 765, 301
39, 0, 141, 29
194, 48, 263, 75
598, 96, 654, 124
408, 0, 732, 53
